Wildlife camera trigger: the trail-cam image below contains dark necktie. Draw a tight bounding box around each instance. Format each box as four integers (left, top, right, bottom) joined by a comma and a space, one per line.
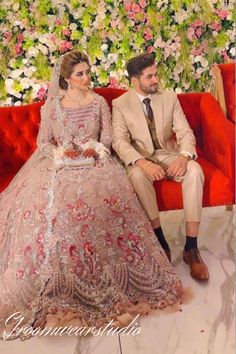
143, 97, 153, 120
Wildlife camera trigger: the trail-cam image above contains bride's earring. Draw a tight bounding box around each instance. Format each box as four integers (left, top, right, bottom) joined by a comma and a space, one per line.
69, 81, 73, 90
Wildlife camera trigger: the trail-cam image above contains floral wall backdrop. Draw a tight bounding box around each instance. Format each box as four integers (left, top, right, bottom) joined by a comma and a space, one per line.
0, 0, 235, 105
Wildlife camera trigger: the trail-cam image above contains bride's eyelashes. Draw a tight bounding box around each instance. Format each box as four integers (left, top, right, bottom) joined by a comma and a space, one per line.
75, 70, 91, 77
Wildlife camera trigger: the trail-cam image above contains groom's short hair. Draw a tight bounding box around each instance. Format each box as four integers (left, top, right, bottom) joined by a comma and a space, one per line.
127, 54, 155, 81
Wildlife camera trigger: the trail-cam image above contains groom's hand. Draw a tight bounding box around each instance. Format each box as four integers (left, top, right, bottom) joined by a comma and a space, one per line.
136, 159, 165, 181
166, 156, 188, 177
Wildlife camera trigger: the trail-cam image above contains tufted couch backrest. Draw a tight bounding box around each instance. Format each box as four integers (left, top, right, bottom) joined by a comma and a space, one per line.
0, 88, 204, 176
0, 101, 43, 175
218, 62, 235, 123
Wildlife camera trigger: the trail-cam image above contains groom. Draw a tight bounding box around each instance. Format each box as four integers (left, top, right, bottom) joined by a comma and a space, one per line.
112, 53, 209, 281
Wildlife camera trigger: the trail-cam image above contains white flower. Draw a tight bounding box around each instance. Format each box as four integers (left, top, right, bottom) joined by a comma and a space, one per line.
230, 47, 235, 56
196, 67, 204, 75
19, 78, 29, 89
154, 37, 165, 49
194, 55, 201, 63
31, 83, 41, 94
23, 66, 36, 78
27, 47, 39, 57
10, 69, 23, 79
5, 78, 14, 90
174, 10, 188, 24
101, 43, 108, 51
183, 82, 190, 90
200, 58, 208, 68
69, 23, 77, 30
36, 44, 48, 55
175, 88, 182, 94
13, 20, 21, 27
108, 53, 118, 61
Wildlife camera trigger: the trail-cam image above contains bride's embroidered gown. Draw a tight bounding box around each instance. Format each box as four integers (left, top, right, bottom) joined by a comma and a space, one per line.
0, 93, 182, 338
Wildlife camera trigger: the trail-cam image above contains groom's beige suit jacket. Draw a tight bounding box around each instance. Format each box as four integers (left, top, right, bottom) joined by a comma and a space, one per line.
112, 89, 197, 166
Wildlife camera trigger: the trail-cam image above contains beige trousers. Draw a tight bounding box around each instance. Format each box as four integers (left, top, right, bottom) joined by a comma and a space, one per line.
127, 150, 204, 222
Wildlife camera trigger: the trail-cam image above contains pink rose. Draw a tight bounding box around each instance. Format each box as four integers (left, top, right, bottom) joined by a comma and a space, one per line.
49, 34, 57, 44
55, 18, 62, 25
59, 40, 73, 53
144, 33, 153, 40
191, 47, 202, 56
147, 46, 154, 53
124, 2, 132, 11
221, 50, 230, 61
216, 9, 228, 20
195, 28, 203, 38
15, 43, 23, 56
209, 21, 222, 31
192, 19, 203, 28
132, 3, 141, 13
139, 0, 147, 8
37, 87, 47, 101
187, 27, 197, 41
3, 32, 12, 43
62, 28, 71, 37
128, 11, 136, 19
144, 28, 153, 41
109, 76, 118, 86
17, 33, 24, 43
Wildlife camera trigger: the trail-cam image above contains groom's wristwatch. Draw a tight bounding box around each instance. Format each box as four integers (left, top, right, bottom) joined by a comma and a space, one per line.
180, 153, 192, 161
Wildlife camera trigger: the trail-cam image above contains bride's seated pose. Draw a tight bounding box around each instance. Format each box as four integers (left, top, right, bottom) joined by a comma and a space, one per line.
0, 50, 184, 340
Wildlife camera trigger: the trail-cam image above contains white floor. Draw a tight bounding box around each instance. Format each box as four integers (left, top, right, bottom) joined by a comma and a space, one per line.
0, 205, 235, 354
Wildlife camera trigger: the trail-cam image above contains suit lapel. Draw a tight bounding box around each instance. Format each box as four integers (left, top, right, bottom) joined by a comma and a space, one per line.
151, 93, 163, 140
128, 89, 154, 148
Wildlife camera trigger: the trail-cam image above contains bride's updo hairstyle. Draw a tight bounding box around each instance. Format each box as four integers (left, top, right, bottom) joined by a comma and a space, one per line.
59, 50, 90, 90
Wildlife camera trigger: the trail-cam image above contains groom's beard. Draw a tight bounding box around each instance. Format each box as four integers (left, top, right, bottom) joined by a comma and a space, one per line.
139, 83, 159, 94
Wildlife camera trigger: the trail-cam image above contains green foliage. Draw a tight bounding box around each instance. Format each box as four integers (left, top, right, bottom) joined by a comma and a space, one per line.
0, 0, 235, 103
33, 53, 51, 81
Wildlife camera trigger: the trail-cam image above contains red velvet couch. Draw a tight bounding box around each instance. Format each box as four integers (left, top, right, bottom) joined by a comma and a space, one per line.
0, 88, 235, 211
218, 62, 235, 123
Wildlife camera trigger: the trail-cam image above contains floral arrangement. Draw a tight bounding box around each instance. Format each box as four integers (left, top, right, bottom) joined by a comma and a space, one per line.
0, 0, 234, 105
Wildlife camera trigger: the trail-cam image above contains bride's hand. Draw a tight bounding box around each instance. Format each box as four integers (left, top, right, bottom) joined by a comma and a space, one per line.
83, 148, 98, 159
64, 149, 80, 159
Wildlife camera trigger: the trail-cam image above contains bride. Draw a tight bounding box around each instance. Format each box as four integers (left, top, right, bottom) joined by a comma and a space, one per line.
0, 50, 184, 340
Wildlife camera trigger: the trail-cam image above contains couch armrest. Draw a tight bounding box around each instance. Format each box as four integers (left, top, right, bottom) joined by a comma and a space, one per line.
200, 93, 235, 193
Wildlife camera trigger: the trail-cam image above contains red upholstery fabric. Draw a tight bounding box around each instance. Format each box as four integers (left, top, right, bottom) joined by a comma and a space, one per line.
0, 101, 43, 176
0, 89, 234, 210
218, 62, 235, 123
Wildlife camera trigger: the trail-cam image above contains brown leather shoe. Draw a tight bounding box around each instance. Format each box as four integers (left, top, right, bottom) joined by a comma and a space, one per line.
164, 249, 171, 263
183, 248, 209, 281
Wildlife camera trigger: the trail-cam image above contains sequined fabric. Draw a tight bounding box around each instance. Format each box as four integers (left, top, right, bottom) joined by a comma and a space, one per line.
0, 93, 182, 339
